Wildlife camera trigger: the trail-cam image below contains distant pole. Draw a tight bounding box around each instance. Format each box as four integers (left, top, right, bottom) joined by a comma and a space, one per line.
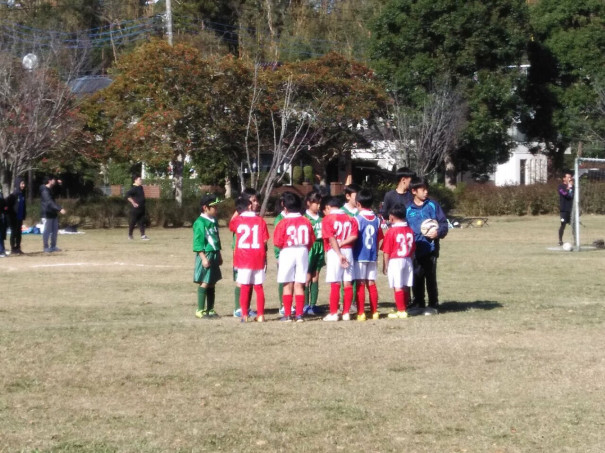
165, 0, 173, 46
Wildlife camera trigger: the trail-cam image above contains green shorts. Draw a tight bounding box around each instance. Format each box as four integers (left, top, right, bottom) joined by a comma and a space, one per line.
194, 251, 222, 285
307, 241, 325, 274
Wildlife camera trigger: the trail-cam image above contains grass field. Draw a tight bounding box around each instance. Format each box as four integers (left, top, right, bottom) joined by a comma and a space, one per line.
1, 215, 604, 452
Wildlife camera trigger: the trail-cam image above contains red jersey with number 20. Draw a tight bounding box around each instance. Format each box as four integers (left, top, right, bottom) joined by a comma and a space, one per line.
229, 211, 270, 270
273, 213, 316, 251
322, 209, 359, 252
382, 222, 416, 259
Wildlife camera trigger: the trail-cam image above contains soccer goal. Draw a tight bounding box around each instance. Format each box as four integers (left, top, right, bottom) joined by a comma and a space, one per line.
573, 157, 605, 251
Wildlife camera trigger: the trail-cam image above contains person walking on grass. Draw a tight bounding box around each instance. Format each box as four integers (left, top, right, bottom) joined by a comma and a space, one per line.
558, 170, 574, 247
40, 175, 66, 253
7, 178, 26, 255
193, 194, 223, 319
126, 175, 149, 241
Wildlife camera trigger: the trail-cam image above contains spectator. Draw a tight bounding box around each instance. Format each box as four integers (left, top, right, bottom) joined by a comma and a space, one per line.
40, 175, 66, 253
126, 175, 149, 241
7, 177, 26, 255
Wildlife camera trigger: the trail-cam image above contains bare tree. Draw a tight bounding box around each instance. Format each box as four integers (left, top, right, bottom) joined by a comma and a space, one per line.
0, 36, 89, 194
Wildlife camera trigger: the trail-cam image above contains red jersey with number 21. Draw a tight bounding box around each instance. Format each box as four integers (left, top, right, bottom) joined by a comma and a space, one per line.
322, 209, 359, 251
273, 213, 315, 251
229, 212, 269, 270
382, 222, 416, 259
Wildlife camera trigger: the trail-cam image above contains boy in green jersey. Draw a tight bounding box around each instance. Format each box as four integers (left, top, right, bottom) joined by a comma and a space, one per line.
341, 183, 361, 314
193, 194, 223, 318
304, 191, 325, 315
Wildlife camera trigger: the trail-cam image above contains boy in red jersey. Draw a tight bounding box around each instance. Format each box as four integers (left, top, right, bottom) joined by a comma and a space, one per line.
229, 197, 270, 323
382, 205, 416, 319
273, 192, 315, 322
321, 197, 359, 321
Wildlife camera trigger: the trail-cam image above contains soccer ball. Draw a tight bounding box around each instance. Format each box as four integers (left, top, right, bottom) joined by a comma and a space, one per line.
420, 219, 439, 236
562, 242, 573, 251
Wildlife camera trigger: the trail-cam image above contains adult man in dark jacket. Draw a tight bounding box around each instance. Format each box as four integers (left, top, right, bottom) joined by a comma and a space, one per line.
7, 177, 27, 254
558, 170, 574, 246
40, 175, 66, 253
380, 167, 416, 220
125, 175, 149, 240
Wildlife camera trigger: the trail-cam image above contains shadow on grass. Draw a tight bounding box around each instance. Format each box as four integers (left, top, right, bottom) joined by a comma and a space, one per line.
438, 300, 502, 313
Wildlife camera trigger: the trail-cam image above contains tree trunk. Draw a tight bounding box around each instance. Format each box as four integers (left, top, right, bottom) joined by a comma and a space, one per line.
224, 175, 232, 199
444, 151, 457, 189
0, 166, 11, 195
172, 153, 184, 206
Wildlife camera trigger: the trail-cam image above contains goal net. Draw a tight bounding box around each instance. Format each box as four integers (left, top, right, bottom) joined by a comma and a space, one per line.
573, 157, 605, 251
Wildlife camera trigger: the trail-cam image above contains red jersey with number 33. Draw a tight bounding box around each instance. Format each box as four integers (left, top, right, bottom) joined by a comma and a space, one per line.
229, 212, 269, 270
321, 209, 359, 251
382, 222, 416, 259
273, 213, 315, 251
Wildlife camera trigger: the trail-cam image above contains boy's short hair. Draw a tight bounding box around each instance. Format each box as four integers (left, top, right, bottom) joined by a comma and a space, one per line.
319, 195, 331, 213
235, 197, 251, 214
389, 204, 407, 221
344, 183, 361, 196
563, 170, 574, 177
241, 187, 258, 201
395, 167, 416, 182
43, 175, 56, 185
356, 188, 373, 209
409, 176, 429, 191
283, 192, 302, 212
326, 197, 342, 208
132, 174, 141, 182
200, 193, 222, 210
305, 190, 322, 205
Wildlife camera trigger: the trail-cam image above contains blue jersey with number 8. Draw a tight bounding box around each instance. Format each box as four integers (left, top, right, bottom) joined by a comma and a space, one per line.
353, 211, 382, 262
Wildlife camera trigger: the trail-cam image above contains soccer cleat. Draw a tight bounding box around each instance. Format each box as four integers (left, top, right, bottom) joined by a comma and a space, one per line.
240, 316, 249, 323
128, 235, 134, 241
341, 313, 351, 321
372, 312, 380, 320
195, 310, 206, 318
295, 315, 304, 323
424, 307, 439, 316
307, 306, 321, 316
207, 309, 219, 318
323, 313, 339, 322
302, 305, 310, 315
141, 235, 150, 241
388, 311, 408, 319
233, 308, 242, 317
357, 313, 366, 322
280, 316, 292, 322
279, 306, 285, 315
256, 315, 265, 323
248, 310, 257, 319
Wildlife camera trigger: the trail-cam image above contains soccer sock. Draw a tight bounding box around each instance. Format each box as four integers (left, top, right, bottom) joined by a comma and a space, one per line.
234, 285, 241, 311
254, 284, 265, 316
197, 287, 207, 312
356, 282, 366, 314
368, 284, 379, 313
343, 285, 354, 314
295, 294, 305, 317
330, 283, 341, 315
394, 290, 405, 312
278, 283, 284, 307
240, 284, 252, 318
310, 281, 319, 306
304, 283, 310, 306
206, 287, 215, 311
283, 294, 293, 317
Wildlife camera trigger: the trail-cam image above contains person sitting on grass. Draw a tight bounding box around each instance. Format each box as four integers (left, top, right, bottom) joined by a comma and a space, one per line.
193, 194, 223, 319
382, 205, 415, 319
273, 192, 315, 322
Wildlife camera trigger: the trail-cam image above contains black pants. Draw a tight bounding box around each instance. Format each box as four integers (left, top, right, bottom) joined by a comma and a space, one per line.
9, 216, 23, 250
129, 209, 146, 237
559, 211, 571, 244
412, 254, 439, 308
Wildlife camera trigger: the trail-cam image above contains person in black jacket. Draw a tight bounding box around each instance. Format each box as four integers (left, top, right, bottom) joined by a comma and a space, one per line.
7, 177, 27, 255
558, 170, 574, 246
125, 175, 149, 241
40, 175, 66, 253
380, 167, 416, 221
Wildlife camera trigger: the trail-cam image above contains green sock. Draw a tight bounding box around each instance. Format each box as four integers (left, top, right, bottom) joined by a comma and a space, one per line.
207, 287, 215, 311
234, 286, 241, 311
310, 281, 319, 306
197, 287, 207, 312
278, 283, 284, 306
304, 284, 310, 306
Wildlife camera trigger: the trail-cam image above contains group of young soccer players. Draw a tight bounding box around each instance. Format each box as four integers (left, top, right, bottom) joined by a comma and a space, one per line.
192, 175, 448, 323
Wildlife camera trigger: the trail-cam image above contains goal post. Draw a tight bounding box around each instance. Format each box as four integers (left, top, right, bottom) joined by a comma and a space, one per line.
573, 157, 605, 251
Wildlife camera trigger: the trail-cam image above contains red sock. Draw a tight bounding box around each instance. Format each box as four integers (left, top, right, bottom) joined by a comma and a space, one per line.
356, 282, 366, 314
368, 283, 379, 313
254, 284, 265, 316
343, 285, 354, 314
330, 283, 340, 314
295, 294, 305, 317
240, 284, 252, 317
283, 294, 293, 317
394, 290, 405, 312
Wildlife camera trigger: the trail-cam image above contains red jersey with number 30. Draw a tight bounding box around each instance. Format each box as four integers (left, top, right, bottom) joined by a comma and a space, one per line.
229, 212, 269, 270
273, 213, 315, 251
322, 209, 359, 251
382, 222, 416, 259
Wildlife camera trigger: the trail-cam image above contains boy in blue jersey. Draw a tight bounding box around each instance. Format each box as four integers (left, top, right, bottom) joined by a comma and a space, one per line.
353, 189, 383, 321
405, 177, 448, 315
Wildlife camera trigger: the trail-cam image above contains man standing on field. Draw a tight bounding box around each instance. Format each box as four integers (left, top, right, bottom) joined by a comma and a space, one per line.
126, 175, 150, 241
40, 175, 66, 253
558, 170, 574, 246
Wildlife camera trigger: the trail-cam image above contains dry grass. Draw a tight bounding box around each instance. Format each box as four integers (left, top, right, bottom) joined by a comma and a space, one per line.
1, 216, 604, 452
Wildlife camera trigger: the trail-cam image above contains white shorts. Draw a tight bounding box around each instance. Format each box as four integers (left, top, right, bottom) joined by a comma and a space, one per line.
354, 261, 377, 281
325, 248, 355, 283
387, 258, 414, 289
236, 268, 266, 285
277, 247, 309, 283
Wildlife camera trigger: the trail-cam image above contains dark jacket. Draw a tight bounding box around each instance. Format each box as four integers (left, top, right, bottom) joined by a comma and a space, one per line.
7, 178, 26, 221
381, 189, 414, 219
558, 183, 573, 212
125, 185, 146, 211
406, 198, 448, 258
40, 184, 62, 218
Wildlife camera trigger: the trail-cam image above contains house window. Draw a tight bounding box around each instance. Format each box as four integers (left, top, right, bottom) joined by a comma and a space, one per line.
520, 159, 526, 185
